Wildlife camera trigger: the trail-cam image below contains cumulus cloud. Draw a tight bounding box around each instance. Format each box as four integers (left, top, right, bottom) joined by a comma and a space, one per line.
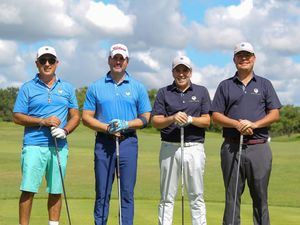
0, 3, 22, 24
134, 52, 160, 71
85, 1, 136, 35
0, 0, 300, 105
0, 40, 27, 87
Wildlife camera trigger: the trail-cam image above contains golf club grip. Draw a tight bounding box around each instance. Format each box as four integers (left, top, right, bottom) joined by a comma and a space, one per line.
116, 136, 120, 177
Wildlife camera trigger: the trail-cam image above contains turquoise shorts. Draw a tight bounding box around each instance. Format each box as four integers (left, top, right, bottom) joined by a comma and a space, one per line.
20, 145, 68, 194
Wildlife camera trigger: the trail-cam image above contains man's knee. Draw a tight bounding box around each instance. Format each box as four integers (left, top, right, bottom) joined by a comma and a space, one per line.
48, 193, 62, 200
20, 191, 35, 201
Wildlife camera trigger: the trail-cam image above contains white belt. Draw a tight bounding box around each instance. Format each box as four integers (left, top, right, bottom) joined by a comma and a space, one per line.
162, 141, 202, 147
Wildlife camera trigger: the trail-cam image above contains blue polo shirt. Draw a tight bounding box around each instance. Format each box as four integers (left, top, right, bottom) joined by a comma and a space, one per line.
13, 74, 79, 148
152, 82, 211, 143
211, 73, 282, 140
83, 72, 151, 126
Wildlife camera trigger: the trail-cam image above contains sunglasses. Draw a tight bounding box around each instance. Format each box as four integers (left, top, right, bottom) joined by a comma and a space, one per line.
38, 57, 57, 65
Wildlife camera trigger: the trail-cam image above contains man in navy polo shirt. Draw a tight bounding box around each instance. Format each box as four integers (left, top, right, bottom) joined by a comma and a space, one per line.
13, 46, 80, 225
152, 55, 211, 225
211, 42, 281, 225
82, 43, 151, 225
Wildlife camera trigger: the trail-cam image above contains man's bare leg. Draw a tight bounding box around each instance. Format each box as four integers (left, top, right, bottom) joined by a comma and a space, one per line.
19, 191, 34, 225
48, 193, 62, 222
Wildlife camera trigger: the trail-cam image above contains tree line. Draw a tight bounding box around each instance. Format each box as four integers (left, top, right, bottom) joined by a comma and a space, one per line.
1, 87, 299, 137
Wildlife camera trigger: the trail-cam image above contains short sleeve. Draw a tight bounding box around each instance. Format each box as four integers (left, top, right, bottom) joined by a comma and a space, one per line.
152, 88, 167, 116
13, 84, 29, 114
83, 84, 97, 111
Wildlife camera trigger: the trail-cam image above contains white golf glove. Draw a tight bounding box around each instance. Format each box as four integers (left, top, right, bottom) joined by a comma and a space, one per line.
51, 127, 67, 139
175, 116, 193, 127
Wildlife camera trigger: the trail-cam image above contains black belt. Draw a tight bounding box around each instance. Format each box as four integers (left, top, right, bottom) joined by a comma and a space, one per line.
97, 131, 136, 140
224, 137, 267, 145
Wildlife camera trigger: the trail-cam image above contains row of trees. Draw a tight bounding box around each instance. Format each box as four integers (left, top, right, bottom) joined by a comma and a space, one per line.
1, 87, 300, 136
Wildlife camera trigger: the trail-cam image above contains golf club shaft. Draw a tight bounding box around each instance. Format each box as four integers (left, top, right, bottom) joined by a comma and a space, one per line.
115, 136, 122, 225
180, 127, 184, 225
53, 137, 72, 225
232, 134, 243, 225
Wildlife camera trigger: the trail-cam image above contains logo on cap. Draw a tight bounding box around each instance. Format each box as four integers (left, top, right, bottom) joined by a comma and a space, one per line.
113, 46, 126, 51
110, 43, 129, 58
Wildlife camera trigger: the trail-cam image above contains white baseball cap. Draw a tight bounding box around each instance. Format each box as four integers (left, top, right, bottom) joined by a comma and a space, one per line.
172, 55, 192, 70
36, 46, 57, 59
234, 42, 255, 55
110, 43, 129, 59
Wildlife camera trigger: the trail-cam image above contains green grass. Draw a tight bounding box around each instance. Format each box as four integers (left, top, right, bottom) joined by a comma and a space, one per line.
0, 122, 299, 224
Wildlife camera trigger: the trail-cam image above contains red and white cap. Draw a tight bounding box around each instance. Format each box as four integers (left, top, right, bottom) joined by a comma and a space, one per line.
234, 42, 255, 55
110, 43, 129, 59
172, 55, 192, 70
36, 46, 57, 59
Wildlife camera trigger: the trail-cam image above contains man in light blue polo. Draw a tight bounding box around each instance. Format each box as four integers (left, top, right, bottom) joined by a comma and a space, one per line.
82, 43, 151, 225
13, 46, 80, 225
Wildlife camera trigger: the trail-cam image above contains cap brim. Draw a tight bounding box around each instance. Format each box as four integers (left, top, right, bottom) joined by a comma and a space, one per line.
110, 50, 128, 59
172, 63, 191, 70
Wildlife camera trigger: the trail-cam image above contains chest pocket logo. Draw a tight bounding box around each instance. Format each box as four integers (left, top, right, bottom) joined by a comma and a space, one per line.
251, 88, 260, 95
189, 95, 200, 103
125, 92, 131, 96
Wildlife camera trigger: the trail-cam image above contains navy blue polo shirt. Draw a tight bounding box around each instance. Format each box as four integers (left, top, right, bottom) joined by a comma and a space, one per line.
152, 82, 211, 143
211, 73, 282, 140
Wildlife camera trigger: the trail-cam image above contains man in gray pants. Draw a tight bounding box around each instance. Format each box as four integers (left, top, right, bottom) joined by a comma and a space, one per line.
210, 42, 281, 225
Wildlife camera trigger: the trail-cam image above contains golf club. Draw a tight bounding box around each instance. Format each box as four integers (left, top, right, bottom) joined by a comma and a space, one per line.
115, 136, 122, 225
53, 137, 72, 225
180, 126, 185, 225
231, 134, 243, 225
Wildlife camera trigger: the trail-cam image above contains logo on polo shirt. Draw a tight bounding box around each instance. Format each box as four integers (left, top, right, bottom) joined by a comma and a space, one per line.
189, 95, 200, 103
125, 92, 131, 96
251, 88, 260, 95
58, 88, 63, 94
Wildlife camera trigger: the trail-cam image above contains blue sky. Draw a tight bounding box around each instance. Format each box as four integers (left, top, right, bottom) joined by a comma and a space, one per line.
181, 0, 241, 23
0, 0, 300, 105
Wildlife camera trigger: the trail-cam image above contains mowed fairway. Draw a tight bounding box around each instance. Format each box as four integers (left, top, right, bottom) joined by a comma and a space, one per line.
0, 122, 299, 225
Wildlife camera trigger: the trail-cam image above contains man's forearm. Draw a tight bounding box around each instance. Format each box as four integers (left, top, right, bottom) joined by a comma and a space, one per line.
128, 112, 151, 129
13, 113, 43, 127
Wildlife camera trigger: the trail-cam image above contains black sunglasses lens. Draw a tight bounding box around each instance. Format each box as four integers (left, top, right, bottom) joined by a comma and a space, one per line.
48, 58, 56, 64
38, 57, 56, 65
38, 58, 47, 65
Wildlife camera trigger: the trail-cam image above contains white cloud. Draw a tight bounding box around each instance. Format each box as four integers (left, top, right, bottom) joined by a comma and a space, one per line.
0, 3, 22, 24
134, 52, 160, 71
0, 0, 300, 105
85, 1, 135, 35
227, 0, 253, 19
0, 40, 18, 65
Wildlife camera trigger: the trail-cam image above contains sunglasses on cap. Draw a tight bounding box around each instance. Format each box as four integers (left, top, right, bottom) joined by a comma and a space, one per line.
38, 57, 57, 65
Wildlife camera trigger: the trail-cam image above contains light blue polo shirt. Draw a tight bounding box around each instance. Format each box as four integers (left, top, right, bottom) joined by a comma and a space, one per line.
83, 72, 151, 123
13, 74, 78, 148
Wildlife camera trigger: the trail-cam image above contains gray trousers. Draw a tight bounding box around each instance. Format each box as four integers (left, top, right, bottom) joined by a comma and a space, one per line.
221, 141, 272, 225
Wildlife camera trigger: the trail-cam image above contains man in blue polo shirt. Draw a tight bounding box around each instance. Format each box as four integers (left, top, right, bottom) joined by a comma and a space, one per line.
152, 55, 211, 225
82, 43, 151, 225
211, 42, 281, 225
13, 46, 80, 225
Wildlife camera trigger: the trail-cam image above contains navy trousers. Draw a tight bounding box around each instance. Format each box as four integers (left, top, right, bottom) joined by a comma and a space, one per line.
94, 133, 138, 225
